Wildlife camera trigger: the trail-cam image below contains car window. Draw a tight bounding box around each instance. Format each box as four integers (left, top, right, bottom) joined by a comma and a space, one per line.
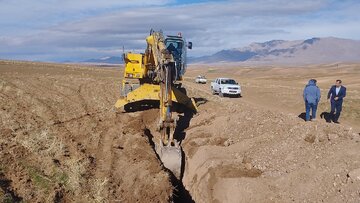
221, 79, 236, 84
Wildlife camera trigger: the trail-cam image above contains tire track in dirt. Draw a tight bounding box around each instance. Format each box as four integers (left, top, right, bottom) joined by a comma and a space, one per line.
93, 119, 119, 179
82, 113, 123, 201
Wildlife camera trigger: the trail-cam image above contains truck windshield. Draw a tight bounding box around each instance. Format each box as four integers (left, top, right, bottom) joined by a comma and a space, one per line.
221, 79, 236, 84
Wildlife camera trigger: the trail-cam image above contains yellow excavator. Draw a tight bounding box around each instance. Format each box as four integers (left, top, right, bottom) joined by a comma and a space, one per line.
115, 29, 197, 178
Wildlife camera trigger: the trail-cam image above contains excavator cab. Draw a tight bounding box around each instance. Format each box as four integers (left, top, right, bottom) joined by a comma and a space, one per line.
165, 36, 188, 81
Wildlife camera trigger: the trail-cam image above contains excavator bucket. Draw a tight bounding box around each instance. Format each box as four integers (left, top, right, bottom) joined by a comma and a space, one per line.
155, 141, 182, 179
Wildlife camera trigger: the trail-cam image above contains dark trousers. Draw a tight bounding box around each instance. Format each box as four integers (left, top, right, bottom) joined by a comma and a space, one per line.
330, 101, 342, 122
305, 102, 317, 121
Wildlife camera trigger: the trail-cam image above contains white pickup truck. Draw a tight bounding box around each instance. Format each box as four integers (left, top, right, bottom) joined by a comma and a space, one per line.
195, 75, 207, 84
211, 78, 241, 97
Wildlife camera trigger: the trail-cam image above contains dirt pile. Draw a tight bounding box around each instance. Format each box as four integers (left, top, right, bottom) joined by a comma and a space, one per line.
181, 80, 360, 203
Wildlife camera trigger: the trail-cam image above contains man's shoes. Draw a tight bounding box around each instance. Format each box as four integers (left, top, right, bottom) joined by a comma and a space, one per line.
311, 118, 317, 122
333, 121, 340, 124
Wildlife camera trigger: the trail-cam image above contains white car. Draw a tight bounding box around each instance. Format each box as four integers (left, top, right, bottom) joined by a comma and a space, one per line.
210, 78, 241, 97
195, 75, 207, 84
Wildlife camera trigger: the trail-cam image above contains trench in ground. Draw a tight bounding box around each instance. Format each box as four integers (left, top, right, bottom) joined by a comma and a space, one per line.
143, 126, 195, 203
125, 98, 200, 202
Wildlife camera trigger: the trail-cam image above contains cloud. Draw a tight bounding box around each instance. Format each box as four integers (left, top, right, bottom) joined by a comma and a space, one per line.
0, 0, 173, 34
0, 0, 360, 61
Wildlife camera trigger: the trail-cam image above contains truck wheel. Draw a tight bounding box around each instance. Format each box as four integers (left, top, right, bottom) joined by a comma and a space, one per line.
219, 91, 224, 97
211, 88, 215, 95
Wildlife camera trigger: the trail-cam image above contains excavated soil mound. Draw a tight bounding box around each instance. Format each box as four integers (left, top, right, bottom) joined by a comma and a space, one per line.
181, 80, 360, 203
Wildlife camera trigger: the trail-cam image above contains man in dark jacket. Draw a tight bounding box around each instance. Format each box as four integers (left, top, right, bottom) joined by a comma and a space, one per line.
303, 79, 321, 121
327, 79, 346, 123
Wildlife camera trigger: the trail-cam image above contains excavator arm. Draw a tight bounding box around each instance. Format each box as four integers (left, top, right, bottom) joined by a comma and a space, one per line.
115, 30, 196, 178
144, 30, 176, 137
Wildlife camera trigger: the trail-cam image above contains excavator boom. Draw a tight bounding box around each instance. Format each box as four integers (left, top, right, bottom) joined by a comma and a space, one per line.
115, 30, 196, 178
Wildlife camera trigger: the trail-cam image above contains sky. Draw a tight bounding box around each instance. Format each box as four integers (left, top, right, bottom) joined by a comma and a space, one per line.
0, 0, 359, 62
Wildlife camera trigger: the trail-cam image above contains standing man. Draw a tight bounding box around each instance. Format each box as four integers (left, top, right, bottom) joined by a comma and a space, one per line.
327, 80, 346, 123
303, 79, 321, 121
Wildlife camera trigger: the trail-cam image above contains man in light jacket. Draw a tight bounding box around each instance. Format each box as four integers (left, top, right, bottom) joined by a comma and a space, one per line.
303, 79, 321, 121
327, 79, 346, 123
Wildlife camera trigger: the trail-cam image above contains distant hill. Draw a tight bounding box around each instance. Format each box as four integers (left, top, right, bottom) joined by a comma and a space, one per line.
84, 56, 123, 64
190, 37, 360, 64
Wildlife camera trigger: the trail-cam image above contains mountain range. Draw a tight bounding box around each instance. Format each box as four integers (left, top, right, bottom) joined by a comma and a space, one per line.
82, 37, 360, 65
190, 37, 360, 64
83, 56, 123, 64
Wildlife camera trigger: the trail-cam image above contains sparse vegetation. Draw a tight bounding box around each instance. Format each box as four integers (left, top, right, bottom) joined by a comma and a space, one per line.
64, 158, 87, 193
91, 178, 109, 203
28, 167, 52, 191
12, 128, 62, 156
1, 61, 359, 202
0, 193, 15, 203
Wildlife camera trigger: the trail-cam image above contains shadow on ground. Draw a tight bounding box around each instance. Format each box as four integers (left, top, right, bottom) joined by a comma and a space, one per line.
298, 112, 308, 121
299, 111, 333, 123
320, 111, 332, 123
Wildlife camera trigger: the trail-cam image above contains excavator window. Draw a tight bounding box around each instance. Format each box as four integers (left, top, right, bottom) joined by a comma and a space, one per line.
166, 42, 181, 58
165, 40, 183, 55
167, 43, 177, 51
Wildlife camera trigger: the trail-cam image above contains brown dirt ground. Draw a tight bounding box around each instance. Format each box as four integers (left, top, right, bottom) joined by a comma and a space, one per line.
181, 63, 360, 202
0, 61, 172, 202
1, 60, 360, 203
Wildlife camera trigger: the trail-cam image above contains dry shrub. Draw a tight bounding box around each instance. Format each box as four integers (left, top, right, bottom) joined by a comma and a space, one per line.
64, 158, 88, 194
90, 178, 109, 203
14, 129, 64, 159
